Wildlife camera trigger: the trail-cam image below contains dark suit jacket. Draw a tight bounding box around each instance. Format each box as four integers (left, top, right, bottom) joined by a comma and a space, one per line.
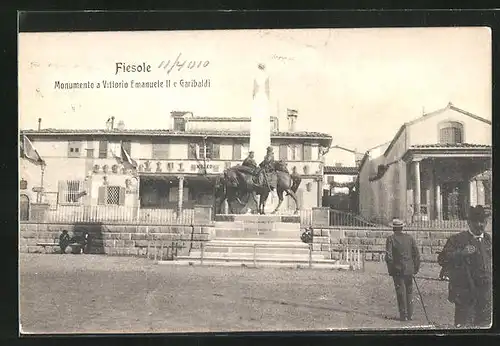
438, 231, 492, 304
385, 232, 421, 277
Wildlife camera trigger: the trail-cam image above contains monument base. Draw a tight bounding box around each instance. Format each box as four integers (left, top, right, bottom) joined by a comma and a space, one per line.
214, 213, 300, 224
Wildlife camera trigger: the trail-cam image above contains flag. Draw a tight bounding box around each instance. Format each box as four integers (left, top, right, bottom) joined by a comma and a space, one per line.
21, 135, 45, 165
121, 145, 137, 169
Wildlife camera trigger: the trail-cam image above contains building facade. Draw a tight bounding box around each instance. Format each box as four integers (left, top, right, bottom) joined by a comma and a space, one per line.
358, 103, 492, 225
19, 111, 332, 221
321, 146, 363, 212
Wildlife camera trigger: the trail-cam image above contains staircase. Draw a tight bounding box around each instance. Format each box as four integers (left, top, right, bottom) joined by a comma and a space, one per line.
160, 214, 351, 269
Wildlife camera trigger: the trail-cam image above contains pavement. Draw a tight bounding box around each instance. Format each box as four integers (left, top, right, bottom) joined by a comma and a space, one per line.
19, 253, 455, 334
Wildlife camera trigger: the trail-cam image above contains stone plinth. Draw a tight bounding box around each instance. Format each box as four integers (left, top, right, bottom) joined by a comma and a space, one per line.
214, 214, 300, 224
29, 203, 50, 222
194, 205, 213, 224
312, 207, 330, 227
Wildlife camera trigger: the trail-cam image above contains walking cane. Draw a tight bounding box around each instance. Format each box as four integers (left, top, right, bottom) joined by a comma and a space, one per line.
413, 276, 431, 325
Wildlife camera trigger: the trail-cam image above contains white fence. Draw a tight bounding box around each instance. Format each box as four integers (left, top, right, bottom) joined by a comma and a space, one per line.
43, 205, 195, 225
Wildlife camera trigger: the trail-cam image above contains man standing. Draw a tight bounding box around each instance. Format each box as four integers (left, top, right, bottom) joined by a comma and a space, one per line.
438, 205, 492, 328
385, 218, 421, 321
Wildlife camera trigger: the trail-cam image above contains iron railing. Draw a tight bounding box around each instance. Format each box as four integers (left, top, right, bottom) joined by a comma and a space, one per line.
329, 210, 383, 228
33, 205, 195, 225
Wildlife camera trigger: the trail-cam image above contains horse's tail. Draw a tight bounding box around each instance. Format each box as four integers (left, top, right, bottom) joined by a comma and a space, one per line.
290, 175, 301, 193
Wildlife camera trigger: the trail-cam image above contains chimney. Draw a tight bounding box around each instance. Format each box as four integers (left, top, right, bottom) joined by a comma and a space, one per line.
37, 118, 42, 131
111, 116, 115, 130
287, 109, 298, 132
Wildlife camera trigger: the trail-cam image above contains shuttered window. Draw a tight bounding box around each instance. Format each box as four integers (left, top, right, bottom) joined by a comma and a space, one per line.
303, 144, 312, 161
188, 143, 197, 159
98, 141, 108, 158
211, 143, 220, 159
98, 186, 125, 205
232, 143, 242, 160
152, 139, 169, 159
279, 144, 288, 161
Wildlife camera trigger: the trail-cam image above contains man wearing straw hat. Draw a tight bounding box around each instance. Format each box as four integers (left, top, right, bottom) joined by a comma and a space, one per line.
437, 205, 492, 328
385, 218, 421, 321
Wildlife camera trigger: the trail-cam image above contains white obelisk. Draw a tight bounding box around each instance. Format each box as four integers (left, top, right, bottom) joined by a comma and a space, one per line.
250, 63, 271, 163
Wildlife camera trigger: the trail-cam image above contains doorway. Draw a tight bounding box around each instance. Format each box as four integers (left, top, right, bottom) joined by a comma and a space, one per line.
20, 194, 30, 221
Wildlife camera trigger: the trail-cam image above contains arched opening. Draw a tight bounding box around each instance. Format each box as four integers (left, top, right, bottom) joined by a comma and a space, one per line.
20, 194, 30, 221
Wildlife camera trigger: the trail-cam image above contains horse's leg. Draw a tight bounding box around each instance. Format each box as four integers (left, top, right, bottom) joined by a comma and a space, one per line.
251, 192, 259, 214
286, 189, 300, 214
259, 190, 269, 215
272, 188, 284, 214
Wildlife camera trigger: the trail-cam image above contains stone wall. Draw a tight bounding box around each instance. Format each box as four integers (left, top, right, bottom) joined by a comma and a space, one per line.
311, 227, 472, 262
20, 222, 212, 258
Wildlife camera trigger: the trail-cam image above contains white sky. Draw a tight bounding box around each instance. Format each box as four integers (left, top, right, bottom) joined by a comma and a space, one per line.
18, 27, 491, 152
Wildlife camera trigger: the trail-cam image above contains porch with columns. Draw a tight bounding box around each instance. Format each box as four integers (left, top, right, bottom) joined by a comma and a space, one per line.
406, 156, 491, 224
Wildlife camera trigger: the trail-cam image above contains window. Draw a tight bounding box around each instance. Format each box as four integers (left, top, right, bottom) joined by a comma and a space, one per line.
196, 141, 220, 159
303, 144, 312, 161
98, 186, 125, 205
68, 141, 82, 158
152, 139, 169, 159
439, 121, 464, 145
279, 144, 288, 161
290, 145, 296, 161
58, 180, 84, 204
98, 141, 108, 158
173, 117, 186, 131
188, 143, 197, 159
232, 143, 242, 160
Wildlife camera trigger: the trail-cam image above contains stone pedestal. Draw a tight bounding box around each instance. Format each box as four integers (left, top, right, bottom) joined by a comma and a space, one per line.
194, 205, 213, 224
30, 203, 50, 222
312, 207, 330, 227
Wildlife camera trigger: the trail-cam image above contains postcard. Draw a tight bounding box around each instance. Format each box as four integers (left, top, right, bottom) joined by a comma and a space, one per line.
19, 27, 492, 334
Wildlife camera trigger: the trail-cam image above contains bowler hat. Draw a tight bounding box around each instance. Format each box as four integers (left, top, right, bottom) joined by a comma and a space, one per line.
267, 146, 273, 151
468, 205, 487, 222
389, 218, 405, 228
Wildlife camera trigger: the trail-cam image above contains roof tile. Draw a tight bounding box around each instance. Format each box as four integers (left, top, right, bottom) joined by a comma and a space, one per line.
410, 143, 491, 149
323, 166, 358, 175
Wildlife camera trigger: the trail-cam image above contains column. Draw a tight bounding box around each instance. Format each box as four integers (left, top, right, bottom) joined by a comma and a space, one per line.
476, 180, 485, 206
178, 176, 184, 214
435, 184, 442, 221
316, 177, 323, 207
470, 180, 478, 207
413, 160, 421, 219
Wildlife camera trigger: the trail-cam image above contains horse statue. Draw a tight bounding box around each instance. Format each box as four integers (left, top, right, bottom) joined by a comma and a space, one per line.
216, 161, 302, 214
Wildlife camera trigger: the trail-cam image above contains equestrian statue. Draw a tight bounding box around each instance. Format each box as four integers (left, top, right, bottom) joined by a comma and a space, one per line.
215, 146, 302, 215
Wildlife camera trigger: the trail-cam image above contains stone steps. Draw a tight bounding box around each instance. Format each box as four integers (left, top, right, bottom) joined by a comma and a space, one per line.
214, 229, 300, 239
183, 252, 326, 260
165, 257, 350, 269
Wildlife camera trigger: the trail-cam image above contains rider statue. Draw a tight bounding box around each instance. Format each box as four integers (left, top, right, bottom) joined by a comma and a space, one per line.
242, 151, 258, 170
259, 146, 275, 172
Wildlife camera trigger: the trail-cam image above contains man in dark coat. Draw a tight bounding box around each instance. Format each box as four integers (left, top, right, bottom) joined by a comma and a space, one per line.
385, 218, 421, 321
59, 230, 71, 254
438, 205, 492, 328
